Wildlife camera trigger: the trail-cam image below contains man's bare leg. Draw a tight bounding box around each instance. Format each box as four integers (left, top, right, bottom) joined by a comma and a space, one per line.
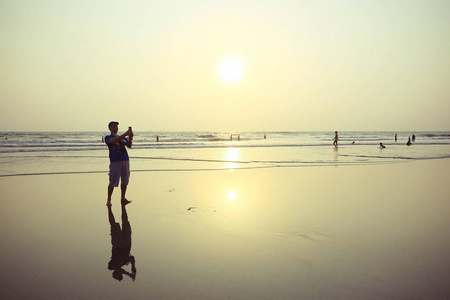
107, 186, 114, 206
121, 184, 131, 204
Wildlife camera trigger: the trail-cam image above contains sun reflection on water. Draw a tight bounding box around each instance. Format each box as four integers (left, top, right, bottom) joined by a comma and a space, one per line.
222, 147, 241, 170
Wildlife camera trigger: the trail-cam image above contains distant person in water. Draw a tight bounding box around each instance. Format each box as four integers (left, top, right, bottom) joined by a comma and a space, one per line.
395, 134, 397, 142
105, 121, 133, 206
156, 135, 159, 142
107, 203, 136, 281
379, 142, 386, 149
406, 136, 412, 146
333, 131, 338, 148
412, 134, 415, 142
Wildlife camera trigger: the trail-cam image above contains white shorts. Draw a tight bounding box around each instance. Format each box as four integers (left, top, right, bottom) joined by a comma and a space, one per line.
108, 160, 130, 187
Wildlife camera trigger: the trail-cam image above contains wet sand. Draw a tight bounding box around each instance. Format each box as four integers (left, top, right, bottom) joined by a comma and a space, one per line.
1, 159, 450, 299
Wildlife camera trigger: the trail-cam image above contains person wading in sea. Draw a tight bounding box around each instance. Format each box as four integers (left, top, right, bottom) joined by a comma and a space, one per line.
333, 131, 338, 148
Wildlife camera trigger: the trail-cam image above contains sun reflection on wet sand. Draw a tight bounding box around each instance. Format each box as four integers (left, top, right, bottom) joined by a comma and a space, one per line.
222, 147, 241, 170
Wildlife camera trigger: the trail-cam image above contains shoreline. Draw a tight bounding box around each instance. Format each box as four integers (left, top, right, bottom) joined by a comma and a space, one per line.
0, 155, 448, 178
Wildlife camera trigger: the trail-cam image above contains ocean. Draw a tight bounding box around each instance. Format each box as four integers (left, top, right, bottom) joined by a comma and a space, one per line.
0, 131, 449, 177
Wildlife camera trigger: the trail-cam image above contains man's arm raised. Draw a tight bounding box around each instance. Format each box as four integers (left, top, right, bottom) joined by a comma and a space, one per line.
108, 130, 132, 145
126, 130, 133, 148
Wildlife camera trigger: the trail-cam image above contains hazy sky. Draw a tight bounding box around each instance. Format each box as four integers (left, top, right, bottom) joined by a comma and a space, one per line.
1, 0, 449, 132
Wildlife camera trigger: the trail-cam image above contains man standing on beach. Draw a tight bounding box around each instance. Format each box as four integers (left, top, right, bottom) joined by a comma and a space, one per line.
105, 121, 133, 206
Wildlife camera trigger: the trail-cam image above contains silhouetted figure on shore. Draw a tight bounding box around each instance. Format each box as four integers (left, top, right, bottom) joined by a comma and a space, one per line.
264, 134, 266, 139
107, 203, 136, 281
395, 134, 397, 142
238, 135, 240, 141
106, 121, 133, 206
379, 142, 386, 149
156, 136, 159, 142
333, 131, 338, 148
412, 134, 415, 142
407, 136, 412, 146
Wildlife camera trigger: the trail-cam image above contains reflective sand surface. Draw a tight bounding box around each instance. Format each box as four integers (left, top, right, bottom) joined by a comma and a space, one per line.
1, 160, 450, 299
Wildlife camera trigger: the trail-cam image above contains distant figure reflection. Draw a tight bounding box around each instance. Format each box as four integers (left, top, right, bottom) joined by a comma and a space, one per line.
107, 203, 136, 281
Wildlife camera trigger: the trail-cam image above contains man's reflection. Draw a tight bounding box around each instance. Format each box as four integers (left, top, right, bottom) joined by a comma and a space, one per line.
107, 203, 136, 281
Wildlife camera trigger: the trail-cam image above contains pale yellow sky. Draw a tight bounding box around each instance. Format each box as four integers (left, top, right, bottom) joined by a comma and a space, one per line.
1, 0, 449, 131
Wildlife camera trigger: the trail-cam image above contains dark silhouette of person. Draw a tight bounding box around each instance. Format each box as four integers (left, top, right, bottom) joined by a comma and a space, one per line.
379, 142, 386, 149
107, 203, 136, 281
105, 121, 133, 206
406, 136, 412, 146
333, 131, 338, 148
264, 134, 266, 139
156, 135, 159, 142
412, 134, 415, 142
395, 134, 397, 142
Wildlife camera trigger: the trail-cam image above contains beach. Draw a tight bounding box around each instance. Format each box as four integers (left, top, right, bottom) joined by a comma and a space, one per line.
1, 158, 449, 299
2, 0, 450, 297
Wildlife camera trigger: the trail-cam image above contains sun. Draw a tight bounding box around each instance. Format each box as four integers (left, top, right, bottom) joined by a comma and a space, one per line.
227, 191, 237, 201
218, 57, 244, 83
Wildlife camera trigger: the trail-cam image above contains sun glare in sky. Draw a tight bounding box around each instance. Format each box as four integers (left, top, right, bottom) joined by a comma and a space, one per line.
218, 57, 245, 83
1, 1, 449, 131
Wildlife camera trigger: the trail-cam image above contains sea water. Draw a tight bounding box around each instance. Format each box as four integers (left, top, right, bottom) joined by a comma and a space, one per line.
0, 131, 449, 177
